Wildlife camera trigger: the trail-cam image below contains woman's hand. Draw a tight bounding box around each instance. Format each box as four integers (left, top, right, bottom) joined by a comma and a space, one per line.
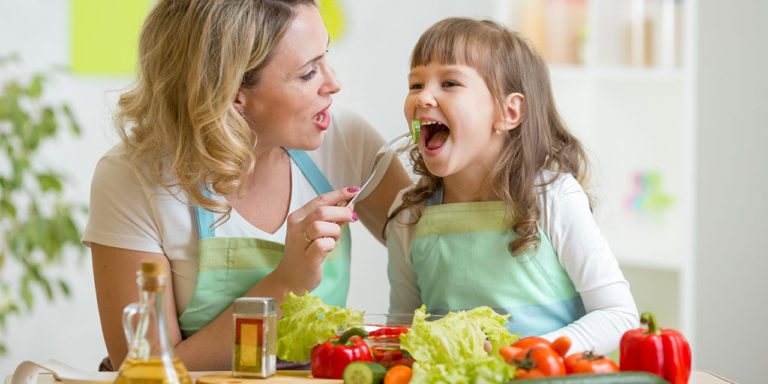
276, 187, 360, 294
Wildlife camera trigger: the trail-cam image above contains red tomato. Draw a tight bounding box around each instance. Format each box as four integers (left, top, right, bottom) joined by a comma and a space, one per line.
511, 336, 552, 350
511, 336, 572, 358
510, 346, 567, 378
564, 351, 619, 374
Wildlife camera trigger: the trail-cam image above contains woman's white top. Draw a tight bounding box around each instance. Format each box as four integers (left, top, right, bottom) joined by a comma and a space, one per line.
82, 104, 388, 315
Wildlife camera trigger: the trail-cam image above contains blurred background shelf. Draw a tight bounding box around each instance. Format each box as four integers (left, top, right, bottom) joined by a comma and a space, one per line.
496, 0, 694, 338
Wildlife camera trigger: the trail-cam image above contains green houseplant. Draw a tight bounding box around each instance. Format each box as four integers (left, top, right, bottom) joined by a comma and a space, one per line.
0, 54, 87, 353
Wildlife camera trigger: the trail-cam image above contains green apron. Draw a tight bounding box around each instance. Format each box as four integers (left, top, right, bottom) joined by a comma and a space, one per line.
178, 150, 351, 338
411, 185, 585, 337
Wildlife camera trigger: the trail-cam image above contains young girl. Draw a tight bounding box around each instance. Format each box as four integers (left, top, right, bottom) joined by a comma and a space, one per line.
385, 17, 639, 354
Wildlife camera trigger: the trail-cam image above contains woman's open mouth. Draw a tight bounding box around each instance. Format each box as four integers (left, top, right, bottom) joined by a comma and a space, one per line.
313, 104, 332, 130
420, 120, 450, 152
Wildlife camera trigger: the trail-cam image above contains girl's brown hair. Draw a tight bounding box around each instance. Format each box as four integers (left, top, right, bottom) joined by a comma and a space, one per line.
115, 0, 315, 222
387, 17, 591, 255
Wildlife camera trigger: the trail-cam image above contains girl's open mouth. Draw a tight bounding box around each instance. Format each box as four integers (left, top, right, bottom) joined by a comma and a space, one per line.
421, 120, 450, 151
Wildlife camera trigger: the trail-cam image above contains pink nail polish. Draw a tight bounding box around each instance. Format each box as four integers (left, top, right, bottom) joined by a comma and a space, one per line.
347, 187, 361, 193
352, 212, 359, 221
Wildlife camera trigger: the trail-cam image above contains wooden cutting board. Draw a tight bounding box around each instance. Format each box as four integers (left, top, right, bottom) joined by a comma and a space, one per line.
196, 372, 341, 384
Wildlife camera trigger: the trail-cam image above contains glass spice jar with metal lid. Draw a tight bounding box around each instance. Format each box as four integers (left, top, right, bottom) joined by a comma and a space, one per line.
232, 297, 277, 378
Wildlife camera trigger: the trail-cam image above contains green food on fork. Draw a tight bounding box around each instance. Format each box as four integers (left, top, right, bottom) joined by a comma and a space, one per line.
411, 119, 420, 145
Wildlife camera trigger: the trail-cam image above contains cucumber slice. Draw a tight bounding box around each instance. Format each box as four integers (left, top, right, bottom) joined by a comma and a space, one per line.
342, 361, 387, 384
411, 119, 420, 145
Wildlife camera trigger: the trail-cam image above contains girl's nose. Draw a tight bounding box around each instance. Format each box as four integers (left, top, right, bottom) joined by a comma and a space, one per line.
416, 90, 437, 108
321, 65, 341, 95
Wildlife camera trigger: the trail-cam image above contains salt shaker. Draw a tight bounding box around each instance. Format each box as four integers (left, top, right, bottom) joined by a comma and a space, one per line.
232, 297, 277, 377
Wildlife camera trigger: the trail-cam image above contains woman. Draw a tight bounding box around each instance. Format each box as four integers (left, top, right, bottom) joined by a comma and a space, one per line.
83, 0, 410, 371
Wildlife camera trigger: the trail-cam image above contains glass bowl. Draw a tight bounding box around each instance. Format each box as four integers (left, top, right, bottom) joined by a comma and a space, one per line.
342, 313, 443, 367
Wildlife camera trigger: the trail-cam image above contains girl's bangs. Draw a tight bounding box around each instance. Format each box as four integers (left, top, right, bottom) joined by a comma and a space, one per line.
410, 25, 488, 70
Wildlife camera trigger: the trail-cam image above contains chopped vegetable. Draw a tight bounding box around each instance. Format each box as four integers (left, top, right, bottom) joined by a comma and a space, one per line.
620, 312, 691, 384
368, 327, 409, 339
276, 292, 364, 362
411, 119, 420, 145
383, 365, 413, 384
343, 361, 387, 384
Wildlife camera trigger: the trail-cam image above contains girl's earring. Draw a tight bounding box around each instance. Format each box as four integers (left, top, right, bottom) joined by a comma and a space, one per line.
495, 129, 502, 136
239, 111, 244, 117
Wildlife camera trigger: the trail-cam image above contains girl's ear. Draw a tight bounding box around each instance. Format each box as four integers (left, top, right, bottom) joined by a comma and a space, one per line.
493, 92, 524, 132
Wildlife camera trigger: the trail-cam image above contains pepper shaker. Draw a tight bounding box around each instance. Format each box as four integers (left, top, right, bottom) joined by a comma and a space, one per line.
232, 297, 276, 377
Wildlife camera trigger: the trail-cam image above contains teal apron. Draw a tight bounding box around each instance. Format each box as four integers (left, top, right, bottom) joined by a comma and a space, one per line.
178, 150, 351, 338
411, 186, 585, 337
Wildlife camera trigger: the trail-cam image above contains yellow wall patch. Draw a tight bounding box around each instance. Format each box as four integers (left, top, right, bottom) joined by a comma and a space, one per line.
318, 0, 346, 41
70, 0, 153, 75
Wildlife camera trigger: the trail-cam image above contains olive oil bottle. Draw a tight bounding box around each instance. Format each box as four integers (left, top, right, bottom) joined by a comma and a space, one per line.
114, 262, 191, 384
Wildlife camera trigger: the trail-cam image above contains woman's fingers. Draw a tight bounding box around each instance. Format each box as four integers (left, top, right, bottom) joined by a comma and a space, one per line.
304, 203, 359, 226
292, 186, 360, 221
304, 220, 343, 245
276, 186, 361, 294
305, 236, 337, 253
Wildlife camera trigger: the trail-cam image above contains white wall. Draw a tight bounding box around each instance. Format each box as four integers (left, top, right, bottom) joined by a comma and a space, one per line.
0, 0, 498, 376
694, 1, 768, 383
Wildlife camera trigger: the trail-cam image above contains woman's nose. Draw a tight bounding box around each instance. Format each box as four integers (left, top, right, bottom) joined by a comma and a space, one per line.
321, 65, 341, 95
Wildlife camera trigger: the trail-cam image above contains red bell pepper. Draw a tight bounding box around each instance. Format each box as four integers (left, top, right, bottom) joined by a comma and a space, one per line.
620, 312, 691, 384
310, 327, 373, 379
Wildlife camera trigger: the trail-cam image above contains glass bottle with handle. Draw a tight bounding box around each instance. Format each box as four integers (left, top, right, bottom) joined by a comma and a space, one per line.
115, 261, 192, 384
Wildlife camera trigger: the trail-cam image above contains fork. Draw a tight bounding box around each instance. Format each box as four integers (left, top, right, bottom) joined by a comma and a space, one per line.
339, 132, 412, 208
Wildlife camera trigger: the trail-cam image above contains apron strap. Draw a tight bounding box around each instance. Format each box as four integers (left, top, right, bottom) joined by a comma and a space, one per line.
195, 189, 216, 239
286, 149, 334, 194
194, 150, 334, 240
426, 182, 444, 207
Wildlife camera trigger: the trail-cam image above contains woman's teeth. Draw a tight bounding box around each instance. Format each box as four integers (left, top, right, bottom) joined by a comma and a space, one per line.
315, 113, 324, 122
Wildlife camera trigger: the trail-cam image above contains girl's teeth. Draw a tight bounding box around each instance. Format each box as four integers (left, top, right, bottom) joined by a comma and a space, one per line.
315, 113, 323, 122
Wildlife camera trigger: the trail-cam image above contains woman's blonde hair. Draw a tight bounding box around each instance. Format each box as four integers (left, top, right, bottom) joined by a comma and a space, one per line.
387, 17, 591, 255
116, 0, 316, 220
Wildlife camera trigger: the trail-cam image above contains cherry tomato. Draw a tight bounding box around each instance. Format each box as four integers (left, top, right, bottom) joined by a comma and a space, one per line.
564, 351, 619, 374
510, 345, 567, 378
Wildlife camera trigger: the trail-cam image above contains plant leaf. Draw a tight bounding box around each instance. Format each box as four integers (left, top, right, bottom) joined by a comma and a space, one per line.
20, 277, 33, 309
36, 173, 63, 192
58, 280, 70, 296
0, 198, 16, 218
26, 75, 45, 99
61, 105, 81, 135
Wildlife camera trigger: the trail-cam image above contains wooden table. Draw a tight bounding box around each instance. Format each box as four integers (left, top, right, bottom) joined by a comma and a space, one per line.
6, 369, 735, 384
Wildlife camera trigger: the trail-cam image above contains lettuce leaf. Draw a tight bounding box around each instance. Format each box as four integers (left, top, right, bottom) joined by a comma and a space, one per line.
276, 292, 364, 362
411, 355, 516, 384
400, 305, 519, 383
